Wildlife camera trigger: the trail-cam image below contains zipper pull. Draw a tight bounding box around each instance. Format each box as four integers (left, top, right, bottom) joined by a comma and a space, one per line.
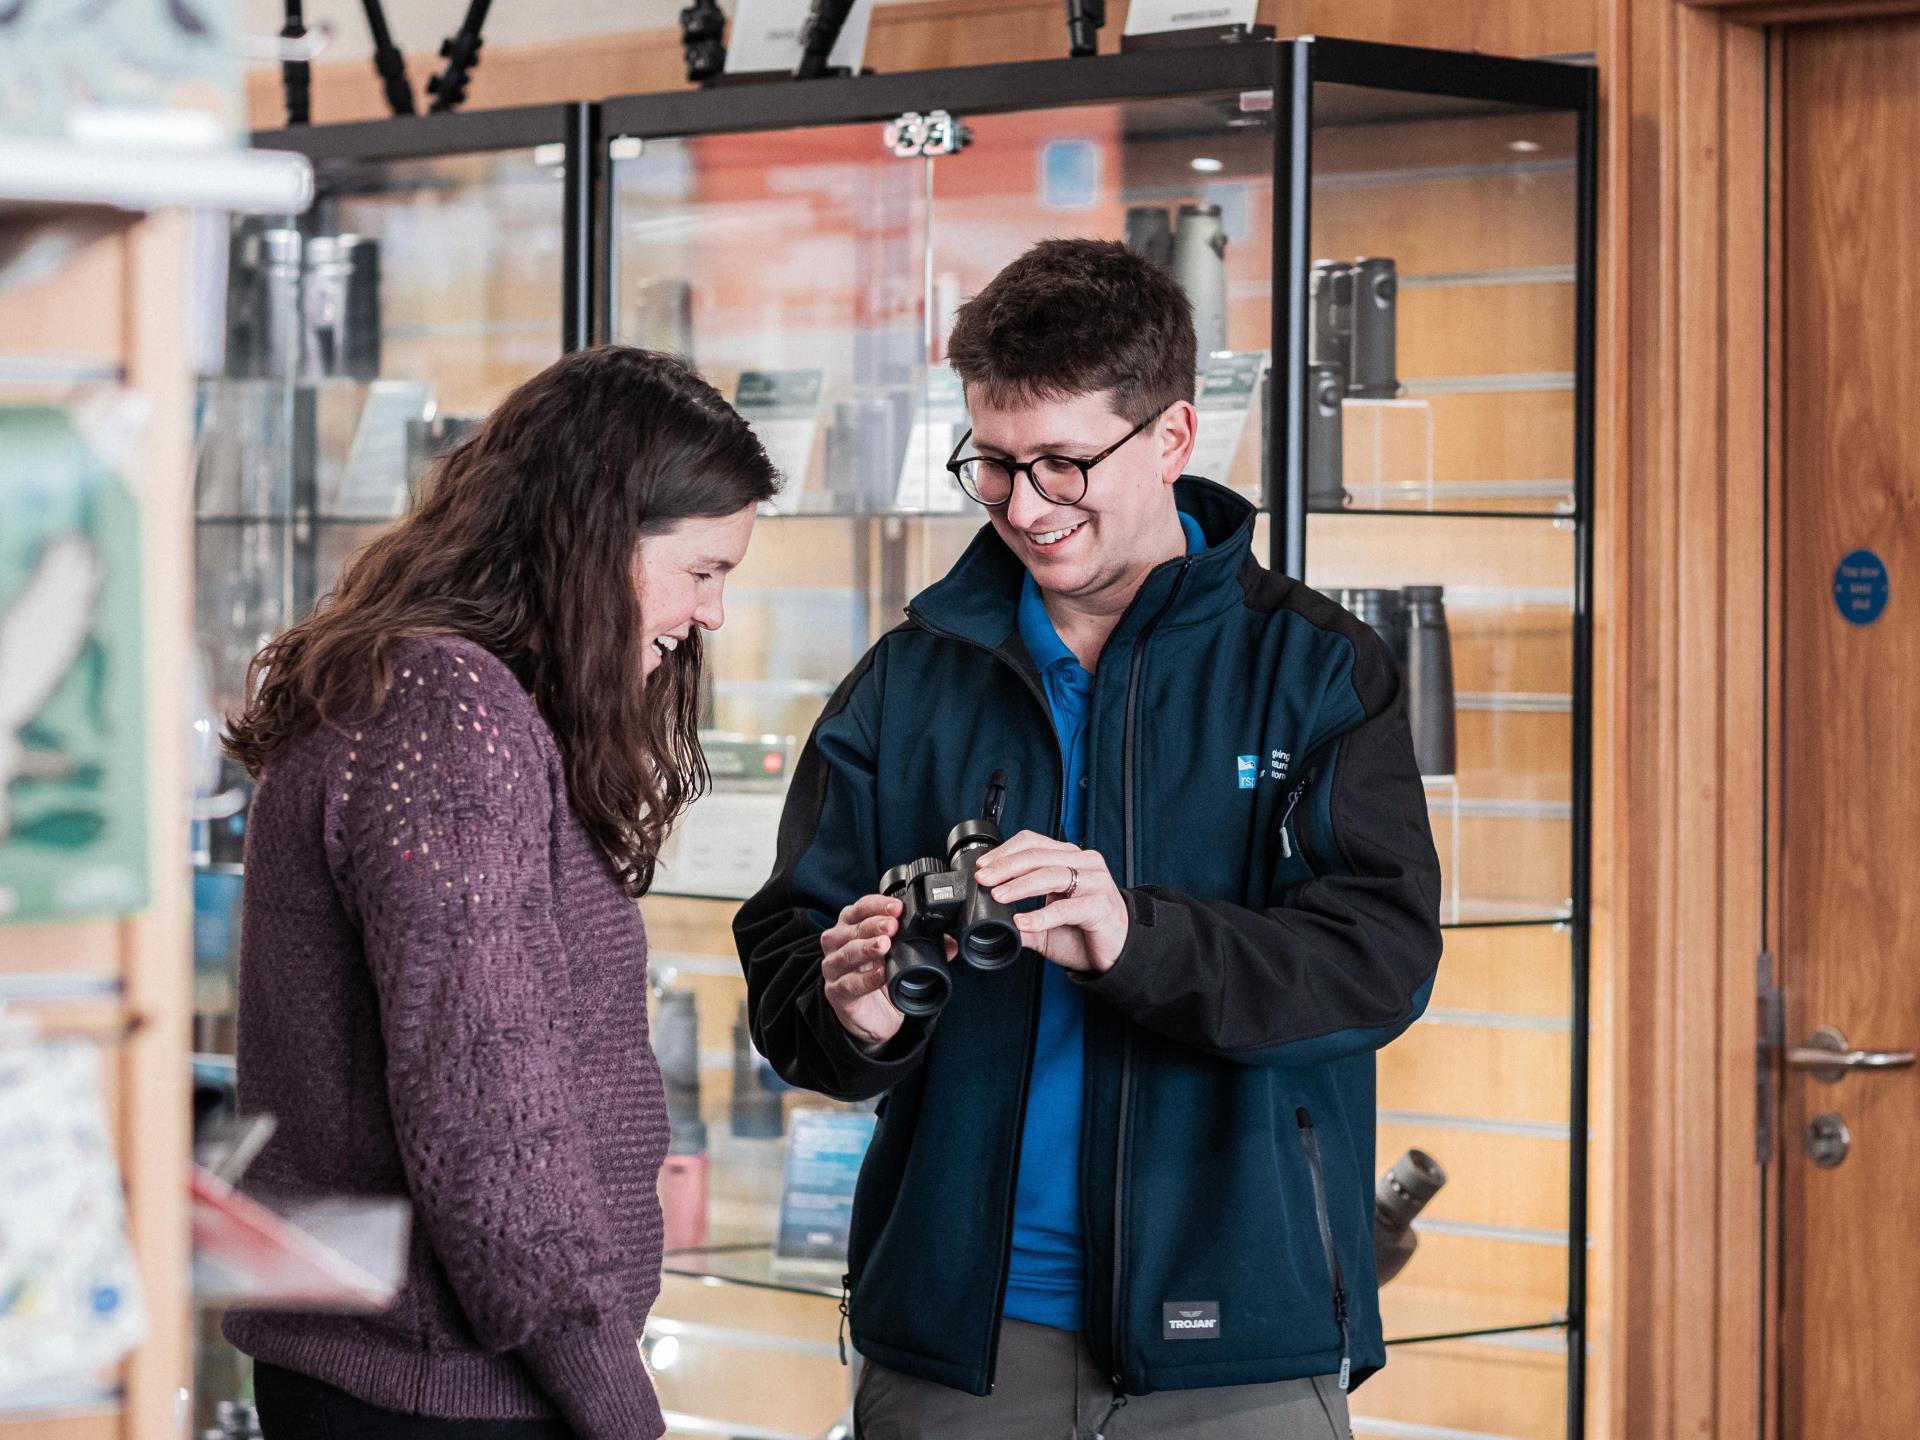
1278, 767, 1318, 859
1094, 1378, 1128, 1440
1335, 1288, 1351, 1391
983, 768, 1009, 827
837, 1275, 851, 1366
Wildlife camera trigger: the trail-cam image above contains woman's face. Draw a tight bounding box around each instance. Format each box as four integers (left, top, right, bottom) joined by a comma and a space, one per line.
633, 504, 759, 682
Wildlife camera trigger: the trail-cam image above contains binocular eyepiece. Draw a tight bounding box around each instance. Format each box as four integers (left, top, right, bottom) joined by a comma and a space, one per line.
878, 816, 1021, 1018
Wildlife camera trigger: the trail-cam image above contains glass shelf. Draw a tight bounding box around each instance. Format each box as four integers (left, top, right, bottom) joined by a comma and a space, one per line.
1439, 906, 1573, 930
1382, 1286, 1569, 1348
662, 1243, 843, 1300
657, 1244, 1576, 1352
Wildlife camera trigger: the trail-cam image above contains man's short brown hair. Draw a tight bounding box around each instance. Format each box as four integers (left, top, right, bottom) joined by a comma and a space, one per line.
945, 238, 1197, 426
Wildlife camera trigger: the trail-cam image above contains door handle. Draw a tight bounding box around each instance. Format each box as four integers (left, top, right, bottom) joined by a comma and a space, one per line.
1785, 1025, 1916, 1083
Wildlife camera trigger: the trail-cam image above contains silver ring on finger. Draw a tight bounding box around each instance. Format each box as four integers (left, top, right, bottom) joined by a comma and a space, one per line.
1062, 866, 1079, 900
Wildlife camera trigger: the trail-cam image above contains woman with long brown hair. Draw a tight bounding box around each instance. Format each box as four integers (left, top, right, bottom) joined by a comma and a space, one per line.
220, 346, 778, 1439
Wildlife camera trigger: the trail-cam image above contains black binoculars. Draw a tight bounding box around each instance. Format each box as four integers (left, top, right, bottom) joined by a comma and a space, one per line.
878, 809, 1021, 1018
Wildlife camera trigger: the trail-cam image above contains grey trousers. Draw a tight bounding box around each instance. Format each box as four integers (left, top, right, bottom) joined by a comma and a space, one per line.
853, 1320, 1352, 1440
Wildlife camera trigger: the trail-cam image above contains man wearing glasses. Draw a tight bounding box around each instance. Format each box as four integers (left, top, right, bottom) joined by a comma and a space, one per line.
737, 239, 1441, 1438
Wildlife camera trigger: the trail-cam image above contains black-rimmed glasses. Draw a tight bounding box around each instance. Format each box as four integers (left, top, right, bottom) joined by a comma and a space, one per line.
945, 407, 1165, 508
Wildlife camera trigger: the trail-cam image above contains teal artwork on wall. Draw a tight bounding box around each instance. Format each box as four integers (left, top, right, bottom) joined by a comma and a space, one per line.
0, 405, 149, 925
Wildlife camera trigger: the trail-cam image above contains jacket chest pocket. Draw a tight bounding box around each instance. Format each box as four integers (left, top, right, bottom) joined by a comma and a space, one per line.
1273, 760, 1329, 895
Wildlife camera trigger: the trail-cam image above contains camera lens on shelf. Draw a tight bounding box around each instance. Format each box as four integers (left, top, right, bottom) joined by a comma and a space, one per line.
1173, 204, 1229, 358
301, 234, 382, 382
1124, 205, 1175, 270
1349, 256, 1399, 399
1337, 587, 1406, 660
1306, 362, 1347, 512
1309, 260, 1355, 378
225, 227, 303, 380
1401, 584, 1457, 778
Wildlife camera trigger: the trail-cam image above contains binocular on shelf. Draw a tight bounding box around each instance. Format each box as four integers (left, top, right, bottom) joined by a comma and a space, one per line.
878, 809, 1021, 1018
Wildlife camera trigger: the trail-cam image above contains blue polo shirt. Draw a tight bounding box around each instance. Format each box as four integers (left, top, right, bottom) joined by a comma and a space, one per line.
1004, 509, 1206, 1332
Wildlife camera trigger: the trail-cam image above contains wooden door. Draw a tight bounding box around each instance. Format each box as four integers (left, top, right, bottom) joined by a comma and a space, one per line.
1779, 16, 1920, 1437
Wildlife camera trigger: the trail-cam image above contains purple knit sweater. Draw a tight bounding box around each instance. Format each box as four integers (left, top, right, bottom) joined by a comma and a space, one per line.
223, 636, 667, 1439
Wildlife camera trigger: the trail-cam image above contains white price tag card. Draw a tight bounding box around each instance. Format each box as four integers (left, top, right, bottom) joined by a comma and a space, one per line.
725, 0, 877, 75
1189, 350, 1267, 487
736, 370, 824, 514
894, 366, 973, 513
1123, 0, 1258, 35
653, 789, 787, 900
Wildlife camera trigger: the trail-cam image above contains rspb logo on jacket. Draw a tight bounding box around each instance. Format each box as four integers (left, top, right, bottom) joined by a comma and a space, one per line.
1237, 755, 1259, 789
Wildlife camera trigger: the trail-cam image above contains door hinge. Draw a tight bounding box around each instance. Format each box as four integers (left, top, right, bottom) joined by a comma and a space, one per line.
1756, 949, 1783, 1164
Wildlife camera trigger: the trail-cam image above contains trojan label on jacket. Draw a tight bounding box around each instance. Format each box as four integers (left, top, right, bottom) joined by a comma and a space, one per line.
1162, 1301, 1222, 1339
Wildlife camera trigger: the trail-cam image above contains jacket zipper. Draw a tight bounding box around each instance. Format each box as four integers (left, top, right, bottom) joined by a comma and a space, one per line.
1278, 764, 1319, 862
901, 608, 1064, 1394
1106, 559, 1193, 1403
1295, 1107, 1352, 1391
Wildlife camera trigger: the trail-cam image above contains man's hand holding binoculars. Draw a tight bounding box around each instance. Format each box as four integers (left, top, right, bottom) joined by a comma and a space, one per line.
820, 830, 1129, 1051
819, 894, 954, 1051
974, 832, 1128, 976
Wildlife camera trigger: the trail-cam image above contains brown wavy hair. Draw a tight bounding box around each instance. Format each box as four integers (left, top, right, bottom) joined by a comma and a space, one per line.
224, 345, 779, 895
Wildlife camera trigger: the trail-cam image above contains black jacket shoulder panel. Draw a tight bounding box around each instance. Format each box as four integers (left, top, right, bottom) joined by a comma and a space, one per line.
1234, 553, 1401, 718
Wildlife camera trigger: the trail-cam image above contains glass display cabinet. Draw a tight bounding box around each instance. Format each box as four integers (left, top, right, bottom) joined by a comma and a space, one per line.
601, 37, 1594, 1440
193, 102, 595, 1044
193, 37, 1594, 1440
187, 103, 596, 1434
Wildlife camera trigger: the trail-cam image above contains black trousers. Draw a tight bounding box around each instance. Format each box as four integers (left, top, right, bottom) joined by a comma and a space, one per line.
253, 1362, 578, 1440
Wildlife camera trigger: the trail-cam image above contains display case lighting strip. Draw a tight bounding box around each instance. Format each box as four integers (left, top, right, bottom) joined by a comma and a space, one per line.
1416, 1007, 1572, 1034
1313, 154, 1576, 192
1410, 1217, 1589, 1249
1377, 1110, 1580, 1142
1399, 264, 1577, 289
1400, 372, 1575, 396
1456, 691, 1573, 713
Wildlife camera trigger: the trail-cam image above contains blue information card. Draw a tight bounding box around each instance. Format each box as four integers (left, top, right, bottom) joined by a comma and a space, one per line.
775, 1109, 877, 1266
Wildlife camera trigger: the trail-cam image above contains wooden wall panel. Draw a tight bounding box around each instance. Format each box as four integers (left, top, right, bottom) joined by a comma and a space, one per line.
1605, 0, 1771, 1437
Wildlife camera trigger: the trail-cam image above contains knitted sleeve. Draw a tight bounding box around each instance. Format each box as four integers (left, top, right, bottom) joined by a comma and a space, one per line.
322, 644, 659, 1440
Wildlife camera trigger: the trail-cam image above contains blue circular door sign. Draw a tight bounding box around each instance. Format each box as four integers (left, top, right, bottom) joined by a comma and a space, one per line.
1834, 549, 1890, 626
